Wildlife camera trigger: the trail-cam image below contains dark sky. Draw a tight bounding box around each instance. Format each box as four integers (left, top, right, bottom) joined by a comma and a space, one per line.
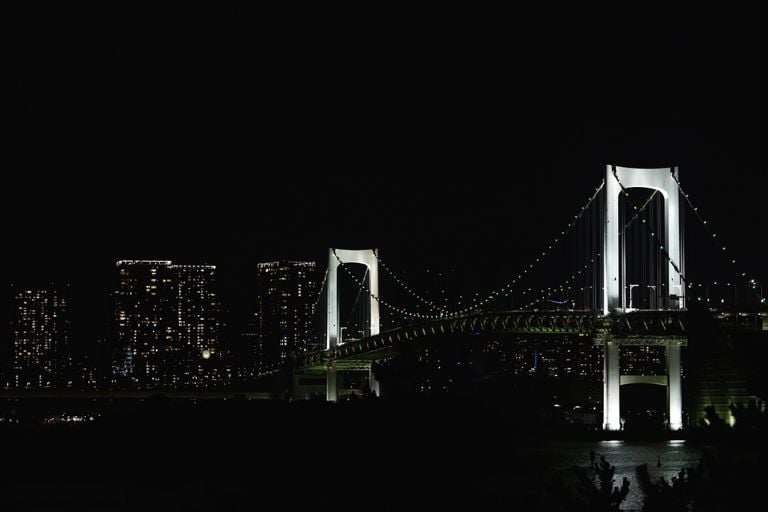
3, 3, 767, 351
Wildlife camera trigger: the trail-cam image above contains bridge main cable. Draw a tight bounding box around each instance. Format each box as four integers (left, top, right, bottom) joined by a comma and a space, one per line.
373, 253, 450, 315
333, 180, 607, 319
670, 174, 765, 304
332, 249, 442, 320
611, 168, 687, 285
310, 268, 329, 317
462, 179, 606, 314
522, 188, 666, 309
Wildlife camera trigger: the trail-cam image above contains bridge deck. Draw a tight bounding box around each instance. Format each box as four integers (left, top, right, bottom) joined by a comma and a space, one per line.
298, 309, 697, 372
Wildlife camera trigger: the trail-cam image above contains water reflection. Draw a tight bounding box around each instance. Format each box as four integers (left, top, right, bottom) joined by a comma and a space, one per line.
487, 440, 702, 511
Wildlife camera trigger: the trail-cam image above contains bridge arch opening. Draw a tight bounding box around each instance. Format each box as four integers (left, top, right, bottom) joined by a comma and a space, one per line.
604, 340, 683, 432
620, 381, 668, 431
335, 262, 374, 343
619, 189, 669, 310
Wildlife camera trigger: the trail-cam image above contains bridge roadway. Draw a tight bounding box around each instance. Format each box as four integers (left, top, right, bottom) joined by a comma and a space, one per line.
0, 391, 275, 400
297, 309, 695, 373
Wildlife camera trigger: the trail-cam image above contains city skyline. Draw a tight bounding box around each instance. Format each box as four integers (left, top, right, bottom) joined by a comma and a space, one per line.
4, 5, 768, 508
3, 3, 767, 409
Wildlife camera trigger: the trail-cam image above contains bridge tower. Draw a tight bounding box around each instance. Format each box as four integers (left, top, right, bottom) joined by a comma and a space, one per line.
326, 249, 380, 401
603, 166, 685, 431
604, 165, 684, 314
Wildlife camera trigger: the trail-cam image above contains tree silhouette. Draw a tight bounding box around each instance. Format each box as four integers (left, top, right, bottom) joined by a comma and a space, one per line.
636, 462, 700, 512
547, 454, 629, 511
729, 399, 767, 432
699, 405, 728, 433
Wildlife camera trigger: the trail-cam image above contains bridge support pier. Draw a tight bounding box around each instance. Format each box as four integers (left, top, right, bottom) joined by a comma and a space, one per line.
369, 366, 380, 397
327, 360, 337, 402
603, 341, 621, 431
667, 344, 683, 430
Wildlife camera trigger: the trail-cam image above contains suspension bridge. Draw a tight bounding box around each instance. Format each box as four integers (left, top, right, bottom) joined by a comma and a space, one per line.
293, 166, 767, 431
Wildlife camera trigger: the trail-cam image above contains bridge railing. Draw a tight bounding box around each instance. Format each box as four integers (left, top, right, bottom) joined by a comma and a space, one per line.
296, 310, 600, 370
610, 310, 688, 336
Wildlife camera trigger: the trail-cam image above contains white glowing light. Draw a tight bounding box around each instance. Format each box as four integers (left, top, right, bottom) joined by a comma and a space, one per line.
604, 166, 683, 314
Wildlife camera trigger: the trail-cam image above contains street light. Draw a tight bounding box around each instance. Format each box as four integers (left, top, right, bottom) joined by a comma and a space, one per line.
628, 284, 639, 310
647, 285, 657, 309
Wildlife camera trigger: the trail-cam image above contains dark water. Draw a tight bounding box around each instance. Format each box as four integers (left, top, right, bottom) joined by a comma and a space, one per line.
482, 440, 702, 510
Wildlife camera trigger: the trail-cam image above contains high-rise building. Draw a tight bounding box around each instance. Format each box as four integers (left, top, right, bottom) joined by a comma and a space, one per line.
113, 260, 174, 388
113, 260, 220, 389
173, 264, 219, 387
250, 261, 318, 375
11, 286, 69, 388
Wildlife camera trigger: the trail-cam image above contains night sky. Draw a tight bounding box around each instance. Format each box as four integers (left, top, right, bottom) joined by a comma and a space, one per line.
4, 3, 767, 356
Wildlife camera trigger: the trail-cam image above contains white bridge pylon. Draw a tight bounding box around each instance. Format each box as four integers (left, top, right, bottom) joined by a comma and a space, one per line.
326, 248, 380, 401
602, 165, 684, 431
603, 165, 684, 315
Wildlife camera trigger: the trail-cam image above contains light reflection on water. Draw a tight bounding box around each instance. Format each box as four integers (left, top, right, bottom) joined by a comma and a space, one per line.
489, 440, 703, 511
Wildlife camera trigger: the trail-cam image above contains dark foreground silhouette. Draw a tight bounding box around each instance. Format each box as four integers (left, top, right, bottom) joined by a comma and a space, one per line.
2, 395, 768, 511
1, 395, 511, 510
